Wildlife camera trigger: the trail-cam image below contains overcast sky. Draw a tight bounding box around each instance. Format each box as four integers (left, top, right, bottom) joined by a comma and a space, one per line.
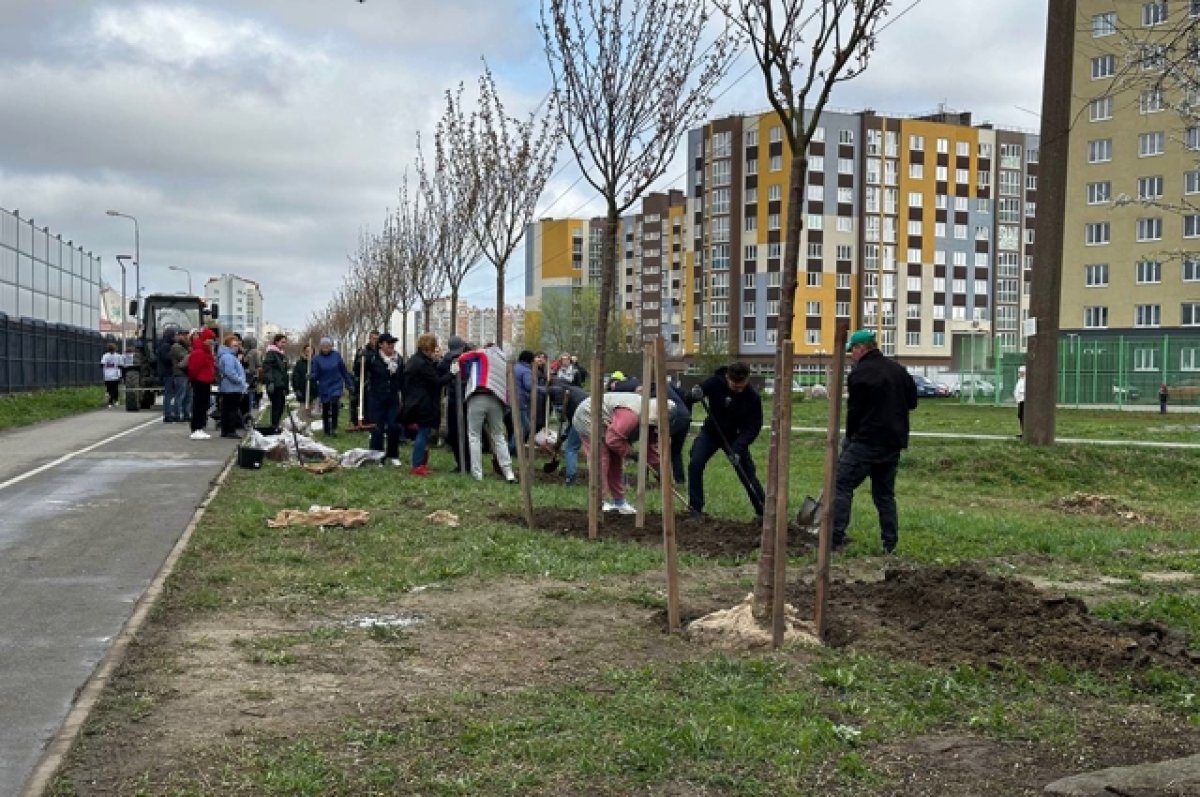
0, 0, 1047, 331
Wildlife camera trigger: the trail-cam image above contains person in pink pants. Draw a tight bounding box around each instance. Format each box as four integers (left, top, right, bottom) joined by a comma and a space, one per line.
574, 393, 666, 514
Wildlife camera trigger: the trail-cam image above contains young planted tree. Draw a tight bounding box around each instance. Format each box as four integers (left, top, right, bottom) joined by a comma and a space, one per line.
395, 171, 442, 335
542, 0, 735, 534
437, 67, 561, 346
419, 137, 483, 341
348, 223, 396, 334
715, 0, 891, 618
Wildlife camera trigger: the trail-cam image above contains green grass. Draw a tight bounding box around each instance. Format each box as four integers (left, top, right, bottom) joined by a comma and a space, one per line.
0, 386, 108, 431
50, 409, 1200, 796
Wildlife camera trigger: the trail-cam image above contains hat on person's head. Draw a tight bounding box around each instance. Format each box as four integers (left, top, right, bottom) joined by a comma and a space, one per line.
846, 329, 876, 352
377, 333, 398, 345
319, 337, 333, 347
610, 370, 626, 382
447, 335, 466, 354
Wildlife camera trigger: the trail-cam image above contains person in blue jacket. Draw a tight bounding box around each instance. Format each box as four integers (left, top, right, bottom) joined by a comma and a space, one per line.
309, 337, 355, 436
215, 334, 248, 439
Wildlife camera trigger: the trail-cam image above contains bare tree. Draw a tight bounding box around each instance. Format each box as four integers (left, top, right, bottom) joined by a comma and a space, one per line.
437, 66, 561, 346
348, 224, 394, 333
715, 0, 891, 618
396, 171, 442, 335
543, 0, 735, 532
418, 136, 483, 342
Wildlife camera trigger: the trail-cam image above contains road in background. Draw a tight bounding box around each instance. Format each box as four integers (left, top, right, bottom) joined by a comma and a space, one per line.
0, 409, 237, 796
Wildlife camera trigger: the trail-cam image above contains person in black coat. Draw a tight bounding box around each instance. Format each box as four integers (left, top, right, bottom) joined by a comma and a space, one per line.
686, 361, 765, 519
366, 333, 405, 464
831, 329, 918, 555
439, 335, 470, 472
402, 333, 451, 475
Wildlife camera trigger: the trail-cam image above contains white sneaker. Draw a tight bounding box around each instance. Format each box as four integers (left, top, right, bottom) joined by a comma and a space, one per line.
601, 501, 617, 513
190, 430, 210, 440
388, 458, 401, 467
613, 501, 637, 515
503, 468, 516, 483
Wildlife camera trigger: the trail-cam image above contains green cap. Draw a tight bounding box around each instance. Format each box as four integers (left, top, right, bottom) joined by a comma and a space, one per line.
846, 329, 876, 352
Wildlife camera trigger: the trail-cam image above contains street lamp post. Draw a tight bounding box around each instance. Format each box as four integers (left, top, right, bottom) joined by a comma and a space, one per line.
168, 265, 193, 294
105, 210, 139, 301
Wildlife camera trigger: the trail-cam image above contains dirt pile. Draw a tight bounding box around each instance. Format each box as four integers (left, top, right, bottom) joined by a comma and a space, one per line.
497, 508, 816, 558
1054, 492, 1149, 523
815, 565, 1198, 673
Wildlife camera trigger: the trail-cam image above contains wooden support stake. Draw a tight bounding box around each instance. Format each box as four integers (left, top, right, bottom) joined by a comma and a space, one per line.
771, 341, 795, 648
588, 356, 603, 539
815, 322, 849, 639
635, 343, 653, 528
654, 337, 681, 633
508, 361, 534, 529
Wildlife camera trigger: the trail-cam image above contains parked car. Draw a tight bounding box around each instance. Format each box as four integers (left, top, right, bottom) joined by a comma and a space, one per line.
912, 375, 940, 398
953, 377, 995, 398
1111, 384, 1140, 401
934, 382, 952, 397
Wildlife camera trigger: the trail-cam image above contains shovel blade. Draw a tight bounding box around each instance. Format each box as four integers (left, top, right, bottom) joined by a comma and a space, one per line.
797, 494, 822, 527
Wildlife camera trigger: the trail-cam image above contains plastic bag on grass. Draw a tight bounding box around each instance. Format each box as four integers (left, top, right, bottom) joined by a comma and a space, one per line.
340, 448, 385, 468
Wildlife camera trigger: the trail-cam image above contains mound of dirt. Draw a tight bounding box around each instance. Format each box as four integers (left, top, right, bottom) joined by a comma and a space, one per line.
812, 565, 1198, 673
1054, 492, 1149, 523
496, 508, 816, 558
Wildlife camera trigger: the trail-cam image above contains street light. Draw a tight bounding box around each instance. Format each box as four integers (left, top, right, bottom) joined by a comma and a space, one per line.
168, 265, 193, 294
105, 210, 139, 301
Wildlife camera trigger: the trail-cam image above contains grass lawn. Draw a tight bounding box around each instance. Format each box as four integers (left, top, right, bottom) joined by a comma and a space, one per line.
0, 386, 108, 431
49, 403, 1200, 796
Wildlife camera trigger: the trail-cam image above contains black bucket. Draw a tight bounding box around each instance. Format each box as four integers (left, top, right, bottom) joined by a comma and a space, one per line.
237, 447, 265, 469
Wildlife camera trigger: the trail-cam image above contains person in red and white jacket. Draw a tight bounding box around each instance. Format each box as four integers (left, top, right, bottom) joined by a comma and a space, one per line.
455, 344, 516, 482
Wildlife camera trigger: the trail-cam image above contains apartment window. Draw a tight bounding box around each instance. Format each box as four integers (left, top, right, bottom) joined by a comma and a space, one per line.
936, 165, 949, 181
766, 300, 780, 315
1188, 127, 1200, 150
907, 220, 923, 236
804, 329, 821, 345
743, 301, 757, 317
745, 158, 757, 175
768, 184, 782, 201
1136, 260, 1162, 283
1137, 217, 1163, 241
1026, 174, 1038, 191
1093, 12, 1116, 36
936, 137, 949, 154
910, 134, 924, 150
767, 242, 782, 258
744, 215, 757, 233
1088, 138, 1113, 162
745, 187, 758, 203
742, 273, 755, 288
1084, 306, 1109, 328
768, 213, 781, 230
809, 155, 824, 172
952, 279, 966, 294
837, 216, 852, 232
711, 187, 730, 214
1184, 259, 1200, 281
835, 301, 850, 317
1135, 304, 1162, 327
909, 163, 924, 179
1185, 303, 1200, 325
1137, 175, 1164, 199
1085, 263, 1109, 287
807, 242, 823, 258
1186, 170, 1200, 194
836, 244, 852, 260
806, 301, 821, 316
812, 127, 825, 142
1086, 222, 1110, 245
744, 244, 758, 262
956, 140, 970, 157
839, 129, 854, 145
806, 272, 822, 287
1084, 180, 1108, 204
712, 130, 732, 157
1186, 214, 1200, 237
1134, 348, 1158, 371
837, 186, 854, 204
1139, 44, 1167, 71
1140, 88, 1165, 113
905, 331, 920, 347
838, 158, 854, 174
1092, 54, 1117, 78
1143, 1, 1168, 26
837, 273, 851, 289
711, 160, 731, 185
742, 329, 757, 346
978, 142, 993, 159
769, 125, 782, 143
907, 276, 922, 291
956, 168, 970, 184
769, 155, 783, 172
1185, 347, 1200, 370
1091, 96, 1114, 120
1139, 131, 1165, 156
744, 128, 758, 147
807, 184, 824, 202
933, 331, 946, 347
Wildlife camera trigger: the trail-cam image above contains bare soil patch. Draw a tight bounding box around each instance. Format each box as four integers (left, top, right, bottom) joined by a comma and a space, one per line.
1054, 491, 1152, 523
497, 507, 816, 558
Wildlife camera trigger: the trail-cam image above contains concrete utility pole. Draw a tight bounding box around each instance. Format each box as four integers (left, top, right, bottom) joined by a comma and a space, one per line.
1025, 0, 1075, 446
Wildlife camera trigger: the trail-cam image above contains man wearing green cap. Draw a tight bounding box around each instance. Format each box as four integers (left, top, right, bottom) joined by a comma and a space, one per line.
832, 329, 918, 554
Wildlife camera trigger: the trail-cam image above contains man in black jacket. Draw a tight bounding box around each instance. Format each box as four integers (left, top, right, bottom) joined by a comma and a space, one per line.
686, 362, 765, 519
350, 330, 379, 427
832, 329, 919, 555
366, 333, 405, 465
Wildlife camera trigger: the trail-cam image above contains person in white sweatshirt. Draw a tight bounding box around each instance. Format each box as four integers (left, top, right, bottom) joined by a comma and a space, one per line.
1013, 365, 1027, 436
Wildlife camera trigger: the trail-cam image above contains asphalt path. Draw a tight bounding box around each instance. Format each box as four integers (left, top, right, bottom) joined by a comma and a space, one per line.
0, 407, 238, 797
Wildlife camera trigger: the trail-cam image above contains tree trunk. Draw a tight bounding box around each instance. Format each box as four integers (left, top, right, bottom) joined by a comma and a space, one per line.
496, 266, 506, 347
753, 149, 808, 618
588, 202, 620, 539
422, 300, 432, 333
449, 286, 459, 342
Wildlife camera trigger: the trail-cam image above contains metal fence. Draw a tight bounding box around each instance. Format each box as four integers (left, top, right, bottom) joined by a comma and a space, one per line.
0, 312, 112, 393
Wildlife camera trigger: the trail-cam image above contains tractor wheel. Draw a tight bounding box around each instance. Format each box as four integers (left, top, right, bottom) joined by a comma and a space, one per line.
125, 371, 141, 412
140, 388, 157, 410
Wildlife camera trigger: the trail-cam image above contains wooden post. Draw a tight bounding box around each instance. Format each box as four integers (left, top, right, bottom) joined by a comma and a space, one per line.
455, 370, 468, 475
635, 343, 653, 528
771, 341, 795, 648
815, 322, 849, 639
508, 361, 534, 529
526, 372, 539, 490
654, 336, 680, 632
588, 356, 603, 539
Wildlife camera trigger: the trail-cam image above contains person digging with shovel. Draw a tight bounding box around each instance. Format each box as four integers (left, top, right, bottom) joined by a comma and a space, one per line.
686, 361, 765, 521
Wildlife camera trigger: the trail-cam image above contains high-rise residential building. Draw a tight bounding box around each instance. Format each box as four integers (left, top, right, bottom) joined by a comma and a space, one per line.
204, 274, 264, 342
525, 108, 1038, 373
1065, 2, 1200, 345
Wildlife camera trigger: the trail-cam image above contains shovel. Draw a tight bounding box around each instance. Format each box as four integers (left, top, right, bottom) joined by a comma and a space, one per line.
348, 350, 375, 433
797, 490, 823, 528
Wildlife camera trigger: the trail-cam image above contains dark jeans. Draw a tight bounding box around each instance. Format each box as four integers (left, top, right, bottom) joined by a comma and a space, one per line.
219, 392, 242, 436
162, 373, 177, 420
446, 393, 467, 471
832, 439, 901, 551
104, 380, 119, 406
1017, 401, 1025, 432
687, 428, 765, 517
367, 395, 401, 458
668, 411, 691, 485
322, 397, 341, 434
411, 426, 433, 468
267, 387, 287, 428
190, 382, 211, 432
